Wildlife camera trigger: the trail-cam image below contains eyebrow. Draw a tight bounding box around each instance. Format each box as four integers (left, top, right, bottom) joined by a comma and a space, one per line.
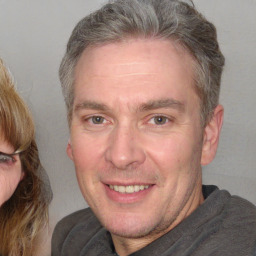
138, 98, 185, 112
74, 98, 185, 113
74, 101, 109, 112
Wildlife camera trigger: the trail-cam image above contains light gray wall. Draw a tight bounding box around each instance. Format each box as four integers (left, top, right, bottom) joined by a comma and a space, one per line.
0, 0, 255, 245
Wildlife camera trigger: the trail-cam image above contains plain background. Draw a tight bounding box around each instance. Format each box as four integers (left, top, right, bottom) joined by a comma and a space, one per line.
0, 0, 256, 253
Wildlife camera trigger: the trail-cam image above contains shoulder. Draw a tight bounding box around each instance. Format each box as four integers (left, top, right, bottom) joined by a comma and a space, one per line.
51, 208, 102, 255
224, 193, 256, 219
193, 188, 256, 255
207, 187, 256, 223
215, 191, 256, 254
223, 193, 256, 228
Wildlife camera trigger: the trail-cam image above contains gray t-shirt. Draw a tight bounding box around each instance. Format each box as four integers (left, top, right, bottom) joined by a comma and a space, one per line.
52, 185, 256, 256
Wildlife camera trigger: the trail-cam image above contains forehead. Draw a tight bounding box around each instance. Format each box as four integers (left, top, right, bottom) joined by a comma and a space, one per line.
74, 38, 197, 108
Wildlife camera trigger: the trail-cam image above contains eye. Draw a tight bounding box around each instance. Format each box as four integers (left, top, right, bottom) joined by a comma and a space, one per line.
86, 115, 106, 125
82, 114, 112, 131
149, 116, 169, 125
0, 153, 15, 165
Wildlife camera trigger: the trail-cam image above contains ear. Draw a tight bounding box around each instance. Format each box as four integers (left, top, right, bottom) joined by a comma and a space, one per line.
66, 139, 74, 160
201, 105, 224, 166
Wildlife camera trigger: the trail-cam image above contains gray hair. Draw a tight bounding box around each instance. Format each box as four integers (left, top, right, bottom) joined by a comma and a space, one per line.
59, 0, 225, 126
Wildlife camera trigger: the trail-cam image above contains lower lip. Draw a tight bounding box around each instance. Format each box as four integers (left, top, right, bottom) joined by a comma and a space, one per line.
104, 184, 154, 204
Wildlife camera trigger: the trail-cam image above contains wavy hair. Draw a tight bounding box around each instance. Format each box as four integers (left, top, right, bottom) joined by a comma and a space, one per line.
0, 59, 52, 256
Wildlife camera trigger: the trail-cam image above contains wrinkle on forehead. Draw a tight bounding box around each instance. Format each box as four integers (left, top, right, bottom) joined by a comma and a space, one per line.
87, 62, 159, 79
76, 38, 194, 80
111, 62, 157, 78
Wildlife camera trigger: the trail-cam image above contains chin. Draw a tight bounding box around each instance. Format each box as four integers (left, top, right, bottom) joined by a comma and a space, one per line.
100, 212, 163, 238
108, 224, 153, 239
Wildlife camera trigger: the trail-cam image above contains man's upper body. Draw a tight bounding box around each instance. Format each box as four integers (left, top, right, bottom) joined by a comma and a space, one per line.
52, 0, 256, 255
52, 186, 256, 256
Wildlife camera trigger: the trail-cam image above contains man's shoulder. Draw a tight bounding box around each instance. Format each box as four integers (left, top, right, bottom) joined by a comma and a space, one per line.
225, 193, 256, 215
51, 208, 103, 255
206, 186, 256, 221
223, 193, 256, 228
210, 191, 256, 255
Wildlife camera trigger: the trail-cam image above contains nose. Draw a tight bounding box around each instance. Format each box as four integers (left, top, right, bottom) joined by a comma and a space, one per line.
105, 124, 146, 169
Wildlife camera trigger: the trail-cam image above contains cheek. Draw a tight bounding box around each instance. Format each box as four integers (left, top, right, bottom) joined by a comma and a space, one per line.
144, 132, 203, 190
71, 138, 102, 189
71, 133, 106, 169
71, 144, 104, 209
72, 145, 99, 172
145, 135, 193, 169
0, 169, 22, 206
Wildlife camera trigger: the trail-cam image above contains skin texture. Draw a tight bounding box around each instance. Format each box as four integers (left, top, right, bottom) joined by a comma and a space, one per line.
0, 137, 23, 207
67, 38, 223, 256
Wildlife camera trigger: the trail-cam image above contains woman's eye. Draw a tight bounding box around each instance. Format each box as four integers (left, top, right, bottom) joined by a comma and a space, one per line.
90, 116, 105, 124
149, 116, 169, 125
0, 154, 15, 164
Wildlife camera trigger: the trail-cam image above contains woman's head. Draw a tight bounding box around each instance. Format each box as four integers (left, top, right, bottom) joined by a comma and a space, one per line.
0, 58, 33, 206
0, 139, 23, 207
0, 58, 52, 256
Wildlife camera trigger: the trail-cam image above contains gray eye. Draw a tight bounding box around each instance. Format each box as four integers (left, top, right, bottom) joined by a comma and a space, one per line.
153, 116, 168, 125
91, 116, 105, 124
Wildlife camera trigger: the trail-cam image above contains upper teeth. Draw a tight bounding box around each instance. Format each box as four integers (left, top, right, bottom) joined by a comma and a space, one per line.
109, 185, 150, 194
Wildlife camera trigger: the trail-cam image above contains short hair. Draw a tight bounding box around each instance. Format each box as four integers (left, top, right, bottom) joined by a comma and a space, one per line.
59, 0, 225, 126
0, 59, 52, 256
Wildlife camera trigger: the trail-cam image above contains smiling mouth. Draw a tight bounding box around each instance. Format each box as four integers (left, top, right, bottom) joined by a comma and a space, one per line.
108, 184, 151, 194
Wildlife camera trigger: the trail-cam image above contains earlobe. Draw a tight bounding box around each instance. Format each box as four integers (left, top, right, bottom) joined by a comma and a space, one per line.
201, 105, 224, 166
66, 140, 74, 160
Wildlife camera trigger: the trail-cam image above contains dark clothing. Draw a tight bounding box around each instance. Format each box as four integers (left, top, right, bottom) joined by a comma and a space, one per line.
52, 186, 256, 256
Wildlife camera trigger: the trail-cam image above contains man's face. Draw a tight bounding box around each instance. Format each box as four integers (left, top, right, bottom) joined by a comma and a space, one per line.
68, 39, 208, 240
